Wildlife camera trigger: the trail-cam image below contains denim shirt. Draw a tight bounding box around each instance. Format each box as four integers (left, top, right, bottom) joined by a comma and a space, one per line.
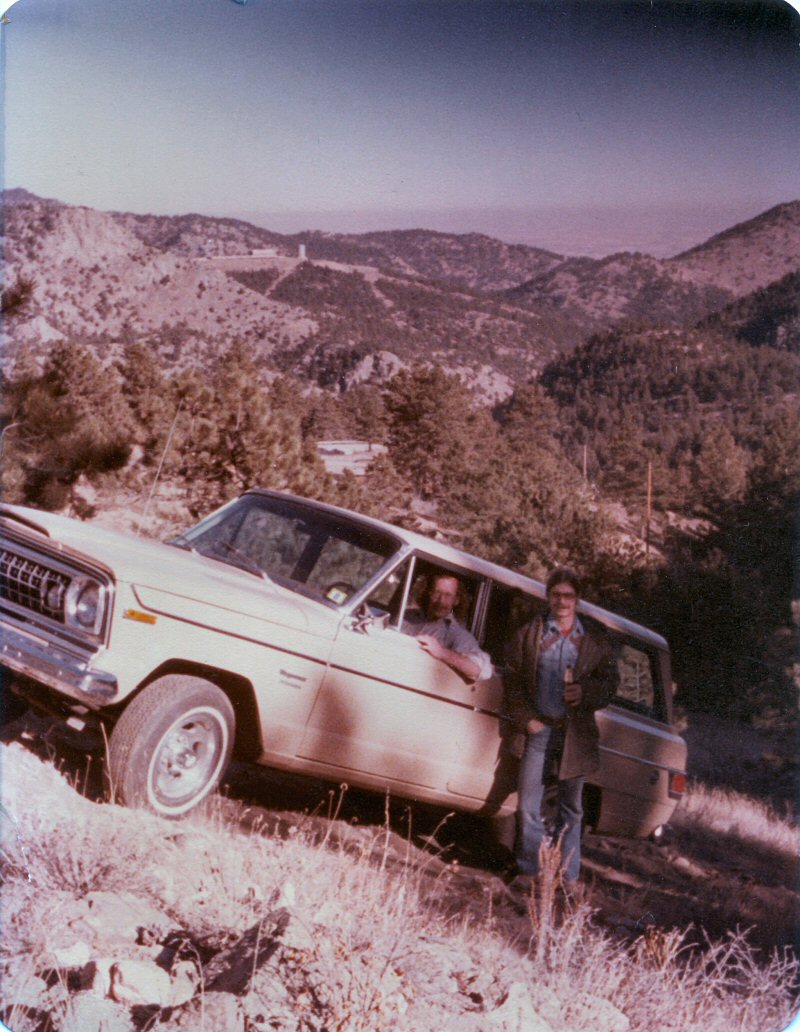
535, 616, 584, 719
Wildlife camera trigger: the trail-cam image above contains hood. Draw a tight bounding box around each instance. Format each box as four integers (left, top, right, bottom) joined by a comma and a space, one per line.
0, 504, 313, 632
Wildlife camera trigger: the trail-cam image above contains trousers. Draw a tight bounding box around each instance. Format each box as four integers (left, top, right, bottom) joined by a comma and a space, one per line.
515, 725, 584, 882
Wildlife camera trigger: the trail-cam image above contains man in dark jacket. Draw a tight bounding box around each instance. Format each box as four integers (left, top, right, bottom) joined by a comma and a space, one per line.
505, 567, 617, 884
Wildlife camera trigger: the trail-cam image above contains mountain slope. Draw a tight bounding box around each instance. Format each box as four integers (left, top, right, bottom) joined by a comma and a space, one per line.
1, 193, 579, 393
504, 251, 734, 330
670, 201, 800, 295
3, 190, 798, 394
115, 212, 565, 293
698, 269, 800, 352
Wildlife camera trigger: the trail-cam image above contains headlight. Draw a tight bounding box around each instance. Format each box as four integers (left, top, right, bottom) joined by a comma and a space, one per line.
65, 577, 107, 636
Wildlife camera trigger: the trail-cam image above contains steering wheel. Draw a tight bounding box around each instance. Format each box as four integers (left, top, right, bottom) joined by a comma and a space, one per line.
325, 581, 356, 602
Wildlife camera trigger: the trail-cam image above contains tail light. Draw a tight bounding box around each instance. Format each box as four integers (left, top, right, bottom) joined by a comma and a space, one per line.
668, 770, 686, 799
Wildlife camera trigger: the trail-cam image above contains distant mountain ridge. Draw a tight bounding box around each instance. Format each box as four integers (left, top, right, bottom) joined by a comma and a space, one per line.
2, 190, 798, 396
671, 201, 800, 295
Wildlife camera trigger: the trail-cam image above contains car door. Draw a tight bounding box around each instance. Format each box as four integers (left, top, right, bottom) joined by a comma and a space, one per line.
297, 556, 506, 802
593, 636, 688, 837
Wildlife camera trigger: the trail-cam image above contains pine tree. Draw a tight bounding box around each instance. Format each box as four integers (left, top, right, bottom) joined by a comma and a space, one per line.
692, 426, 750, 514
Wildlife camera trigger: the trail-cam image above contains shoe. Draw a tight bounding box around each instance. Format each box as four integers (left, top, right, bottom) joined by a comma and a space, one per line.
499, 863, 521, 886
508, 872, 537, 896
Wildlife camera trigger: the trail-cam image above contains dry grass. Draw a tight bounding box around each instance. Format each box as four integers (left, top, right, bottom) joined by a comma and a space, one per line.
674, 780, 799, 857
0, 741, 798, 1032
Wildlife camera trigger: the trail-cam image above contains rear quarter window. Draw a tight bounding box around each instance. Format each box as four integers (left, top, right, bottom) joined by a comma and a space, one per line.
611, 637, 667, 723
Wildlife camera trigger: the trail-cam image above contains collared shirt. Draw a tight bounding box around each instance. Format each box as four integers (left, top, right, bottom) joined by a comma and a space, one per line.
535, 615, 584, 719
402, 610, 494, 681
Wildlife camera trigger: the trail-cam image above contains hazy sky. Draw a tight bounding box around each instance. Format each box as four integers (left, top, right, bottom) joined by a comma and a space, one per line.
2, 0, 799, 255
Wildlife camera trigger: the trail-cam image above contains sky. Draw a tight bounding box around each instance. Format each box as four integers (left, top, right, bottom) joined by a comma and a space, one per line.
1, 0, 799, 256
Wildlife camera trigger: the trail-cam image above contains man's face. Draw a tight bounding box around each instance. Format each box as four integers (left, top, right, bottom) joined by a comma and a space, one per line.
425, 576, 460, 621
547, 582, 578, 625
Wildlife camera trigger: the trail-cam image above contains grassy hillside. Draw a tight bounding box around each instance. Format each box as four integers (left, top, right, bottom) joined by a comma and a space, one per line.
1, 724, 797, 1032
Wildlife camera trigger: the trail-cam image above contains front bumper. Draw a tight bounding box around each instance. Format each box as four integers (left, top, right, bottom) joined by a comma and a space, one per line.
0, 621, 118, 702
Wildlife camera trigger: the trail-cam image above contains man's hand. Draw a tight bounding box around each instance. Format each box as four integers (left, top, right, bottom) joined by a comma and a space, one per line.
415, 634, 481, 682
526, 717, 545, 734
564, 681, 583, 707
415, 634, 446, 660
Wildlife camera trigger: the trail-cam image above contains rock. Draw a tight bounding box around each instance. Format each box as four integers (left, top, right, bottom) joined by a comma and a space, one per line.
485, 982, 554, 1032
0, 966, 49, 1010
55, 992, 134, 1032
242, 979, 293, 1028
52, 942, 91, 968
89, 955, 198, 1008
168, 959, 200, 1007
67, 891, 172, 948
530, 984, 561, 1026
165, 990, 244, 1031
149, 863, 179, 908
566, 992, 630, 1032
282, 916, 316, 955
108, 958, 173, 1007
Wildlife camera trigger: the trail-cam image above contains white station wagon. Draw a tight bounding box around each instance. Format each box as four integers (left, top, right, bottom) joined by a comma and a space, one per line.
0, 489, 686, 840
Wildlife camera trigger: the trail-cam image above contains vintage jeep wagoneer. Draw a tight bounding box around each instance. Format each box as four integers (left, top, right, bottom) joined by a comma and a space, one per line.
0, 490, 686, 838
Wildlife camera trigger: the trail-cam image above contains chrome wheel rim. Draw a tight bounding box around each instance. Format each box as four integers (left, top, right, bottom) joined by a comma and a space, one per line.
149, 707, 228, 810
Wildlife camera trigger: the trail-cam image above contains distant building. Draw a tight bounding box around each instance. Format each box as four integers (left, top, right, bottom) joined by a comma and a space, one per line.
252, 247, 278, 258
317, 440, 386, 476
299, 243, 307, 259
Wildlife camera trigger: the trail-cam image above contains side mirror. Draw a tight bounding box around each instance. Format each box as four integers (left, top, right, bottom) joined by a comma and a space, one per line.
349, 603, 389, 635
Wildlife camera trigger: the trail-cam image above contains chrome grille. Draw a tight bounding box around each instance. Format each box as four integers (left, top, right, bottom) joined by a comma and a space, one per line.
0, 547, 71, 623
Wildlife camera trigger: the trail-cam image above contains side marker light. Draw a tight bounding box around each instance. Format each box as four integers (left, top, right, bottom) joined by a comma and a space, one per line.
123, 609, 157, 625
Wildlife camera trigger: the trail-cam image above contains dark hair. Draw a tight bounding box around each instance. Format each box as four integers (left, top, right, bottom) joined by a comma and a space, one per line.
546, 566, 582, 597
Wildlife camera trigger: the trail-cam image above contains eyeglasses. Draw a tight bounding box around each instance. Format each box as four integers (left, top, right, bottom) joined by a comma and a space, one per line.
549, 590, 577, 600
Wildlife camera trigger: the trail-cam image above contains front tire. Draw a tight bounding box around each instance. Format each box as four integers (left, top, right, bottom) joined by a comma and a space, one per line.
108, 675, 235, 818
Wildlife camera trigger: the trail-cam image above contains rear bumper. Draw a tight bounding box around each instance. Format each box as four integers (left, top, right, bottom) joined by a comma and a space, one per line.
0, 620, 118, 702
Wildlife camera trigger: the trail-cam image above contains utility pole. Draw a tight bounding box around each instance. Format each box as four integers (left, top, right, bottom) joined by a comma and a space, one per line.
645, 460, 652, 561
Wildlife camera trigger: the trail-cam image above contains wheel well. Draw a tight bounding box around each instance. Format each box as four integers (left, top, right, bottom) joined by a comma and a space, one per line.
132, 662, 261, 762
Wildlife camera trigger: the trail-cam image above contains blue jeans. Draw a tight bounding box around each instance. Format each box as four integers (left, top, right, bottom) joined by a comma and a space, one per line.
516, 726, 584, 882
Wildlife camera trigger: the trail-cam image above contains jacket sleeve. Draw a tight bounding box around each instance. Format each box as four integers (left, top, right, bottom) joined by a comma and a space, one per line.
503, 622, 535, 731
576, 630, 617, 712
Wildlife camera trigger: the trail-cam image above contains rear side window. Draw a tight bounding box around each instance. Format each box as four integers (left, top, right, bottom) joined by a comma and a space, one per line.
481, 583, 545, 668
612, 638, 666, 722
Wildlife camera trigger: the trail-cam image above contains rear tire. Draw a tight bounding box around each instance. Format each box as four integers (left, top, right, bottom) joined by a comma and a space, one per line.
108, 675, 234, 818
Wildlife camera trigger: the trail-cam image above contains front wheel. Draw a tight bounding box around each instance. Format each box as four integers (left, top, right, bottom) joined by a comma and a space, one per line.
108, 675, 235, 817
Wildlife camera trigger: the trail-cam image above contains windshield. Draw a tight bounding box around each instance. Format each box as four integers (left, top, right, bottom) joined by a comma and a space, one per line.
175, 494, 401, 607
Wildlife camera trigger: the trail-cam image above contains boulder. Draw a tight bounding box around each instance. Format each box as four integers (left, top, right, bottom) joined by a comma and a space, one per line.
566, 992, 630, 1032
485, 982, 554, 1032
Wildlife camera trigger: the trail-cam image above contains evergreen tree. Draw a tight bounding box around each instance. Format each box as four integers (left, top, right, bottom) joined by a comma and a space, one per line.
118, 341, 178, 457
692, 425, 750, 514
2, 341, 134, 509
179, 343, 331, 512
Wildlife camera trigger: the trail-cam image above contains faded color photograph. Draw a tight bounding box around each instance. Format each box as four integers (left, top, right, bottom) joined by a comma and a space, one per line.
1, 2, 798, 1030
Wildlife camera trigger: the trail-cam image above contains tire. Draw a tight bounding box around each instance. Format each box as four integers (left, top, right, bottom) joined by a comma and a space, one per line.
108, 675, 235, 818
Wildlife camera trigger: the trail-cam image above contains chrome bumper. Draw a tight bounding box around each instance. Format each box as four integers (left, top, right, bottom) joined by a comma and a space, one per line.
0, 621, 118, 702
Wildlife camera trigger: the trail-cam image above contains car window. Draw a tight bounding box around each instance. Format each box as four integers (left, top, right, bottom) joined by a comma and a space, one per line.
181, 494, 398, 604
612, 639, 666, 721
235, 506, 311, 579
364, 559, 413, 625
482, 583, 545, 668
304, 536, 388, 603
405, 561, 481, 630
365, 557, 482, 634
